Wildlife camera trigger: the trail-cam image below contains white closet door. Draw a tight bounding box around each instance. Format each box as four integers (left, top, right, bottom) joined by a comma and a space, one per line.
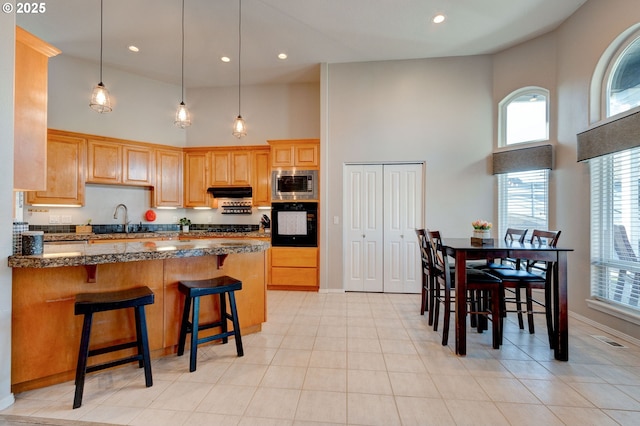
344, 164, 384, 292
383, 164, 422, 293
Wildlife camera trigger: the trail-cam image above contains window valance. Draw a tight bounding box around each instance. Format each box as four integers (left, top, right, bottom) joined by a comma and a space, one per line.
577, 110, 640, 162
492, 144, 553, 175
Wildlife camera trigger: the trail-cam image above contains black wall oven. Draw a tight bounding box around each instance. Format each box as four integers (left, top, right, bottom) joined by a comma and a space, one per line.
271, 202, 318, 247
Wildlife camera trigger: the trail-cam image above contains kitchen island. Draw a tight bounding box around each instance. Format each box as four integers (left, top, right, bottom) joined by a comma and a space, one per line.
8, 238, 269, 392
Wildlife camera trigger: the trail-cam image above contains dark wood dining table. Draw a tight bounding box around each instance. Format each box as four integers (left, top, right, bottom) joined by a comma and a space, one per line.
442, 238, 573, 361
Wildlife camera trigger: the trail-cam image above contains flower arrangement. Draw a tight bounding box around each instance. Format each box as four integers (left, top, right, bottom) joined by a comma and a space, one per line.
471, 219, 492, 231
179, 217, 191, 226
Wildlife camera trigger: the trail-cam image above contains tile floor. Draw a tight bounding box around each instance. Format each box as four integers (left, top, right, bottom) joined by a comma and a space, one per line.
2, 290, 640, 425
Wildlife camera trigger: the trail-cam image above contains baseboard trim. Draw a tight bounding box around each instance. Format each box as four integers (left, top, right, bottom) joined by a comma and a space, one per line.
570, 308, 640, 347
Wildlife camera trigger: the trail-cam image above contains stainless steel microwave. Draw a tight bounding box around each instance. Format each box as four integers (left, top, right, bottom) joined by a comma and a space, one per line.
272, 170, 318, 200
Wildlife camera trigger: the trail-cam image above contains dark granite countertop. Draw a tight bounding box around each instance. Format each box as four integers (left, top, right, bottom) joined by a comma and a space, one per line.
8, 238, 270, 268
42, 230, 271, 242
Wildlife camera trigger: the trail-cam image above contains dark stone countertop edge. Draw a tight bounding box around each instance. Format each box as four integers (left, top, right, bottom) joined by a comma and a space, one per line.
43, 231, 271, 242
8, 240, 270, 268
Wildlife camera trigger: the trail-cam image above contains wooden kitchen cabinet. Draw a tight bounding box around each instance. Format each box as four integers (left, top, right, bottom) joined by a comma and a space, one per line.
269, 247, 318, 290
153, 148, 183, 207
87, 139, 153, 186
268, 139, 319, 169
13, 27, 60, 191
184, 150, 211, 208
26, 131, 86, 206
210, 150, 251, 186
252, 148, 271, 207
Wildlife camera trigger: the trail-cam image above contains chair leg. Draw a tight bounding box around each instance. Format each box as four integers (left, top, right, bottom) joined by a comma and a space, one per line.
441, 290, 451, 346
73, 313, 93, 409
491, 288, 501, 349
135, 305, 153, 387
177, 295, 192, 357
428, 276, 436, 326
515, 288, 525, 330
189, 296, 200, 372
420, 275, 427, 315
228, 291, 244, 357
544, 281, 555, 350
526, 287, 535, 334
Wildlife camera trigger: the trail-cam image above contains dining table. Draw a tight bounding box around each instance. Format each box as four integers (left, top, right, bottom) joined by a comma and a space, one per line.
441, 237, 573, 361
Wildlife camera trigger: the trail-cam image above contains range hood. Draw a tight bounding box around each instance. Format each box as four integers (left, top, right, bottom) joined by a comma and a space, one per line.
207, 186, 252, 199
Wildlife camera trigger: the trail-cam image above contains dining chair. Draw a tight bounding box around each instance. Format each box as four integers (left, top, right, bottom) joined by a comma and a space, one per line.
471, 228, 528, 270
487, 229, 561, 347
429, 231, 503, 349
415, 229, 431, 317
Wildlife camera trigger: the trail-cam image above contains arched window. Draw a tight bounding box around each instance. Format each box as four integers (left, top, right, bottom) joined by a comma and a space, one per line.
588, 28, 640, 315
498, 87, 549, 147
605, 33, 640, 117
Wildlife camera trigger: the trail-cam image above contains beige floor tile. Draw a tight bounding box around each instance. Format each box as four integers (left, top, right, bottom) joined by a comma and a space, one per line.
148, 381, 213, 412
421, 354, 469, 375
128, 407, 192, 426
347, 369, 393, 395
244, 387, 300, 420
569, 382, 640, 410
294, 390, 346, 424
379, 338, 418, 355
548, 406, 619, 425
309, 350, 347, 369
186, 411, 241, 426
432, 374, 490, 401
78, 403, 143, 424
499, 359, 558, 380
616, 383, 640, 401
495, 402, 564, 426
603, 409, 640, 426
218, 363, 268, 387
376, 326, 410, 341
239, 416, 294, 426
445, 399, 510, 425
313, 336, 347, 352
394, 396, 455, 425
303, 367, 346, 392
463, 358, 513, 378
347, 337, 382, 353
102, 379, 172, 408
195, 384, 256, 415
280, 335, 316, 350
260, 365, 306, 389
347, 352, 387, 371
383, 353, 427, 373
388, 371, 440, 398
520, 378, 594, 407
347, 393, 400, 426
347, 326, 378, 339
316, 324, 347, 338
476, 377, 540, 404
270, 349, 312, 367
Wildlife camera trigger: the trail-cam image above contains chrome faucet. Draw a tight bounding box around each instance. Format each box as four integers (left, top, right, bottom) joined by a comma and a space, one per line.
113, 203, 129, 233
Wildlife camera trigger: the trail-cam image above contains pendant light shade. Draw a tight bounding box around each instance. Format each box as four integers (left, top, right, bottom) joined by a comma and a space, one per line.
174, 0, 191, 128
89, 0, 112, 113
232, 0, 246, 138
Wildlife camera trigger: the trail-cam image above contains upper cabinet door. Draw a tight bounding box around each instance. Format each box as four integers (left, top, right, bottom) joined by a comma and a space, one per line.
184, 151, 211, 207
87, 140, 122, 184
210, 150, 251, 186
210, 151, 231, 186
154, 149, 183, 208
26, 132, 86, 206
13, 27, 60, 191
268, 139, 319, 169
271, 145, 294, 168
294, 144, 319, 168
230, 151, 251, 186
252, 149, 271, 207
123, 145, 154, 186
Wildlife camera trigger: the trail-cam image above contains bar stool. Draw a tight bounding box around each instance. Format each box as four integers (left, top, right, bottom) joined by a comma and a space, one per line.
73, 286, 154, 409
177, 276, 243, 372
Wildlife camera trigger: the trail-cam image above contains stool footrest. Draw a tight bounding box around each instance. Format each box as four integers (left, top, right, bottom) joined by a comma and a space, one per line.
88, 340, 138, 357
86, 354, 143, 374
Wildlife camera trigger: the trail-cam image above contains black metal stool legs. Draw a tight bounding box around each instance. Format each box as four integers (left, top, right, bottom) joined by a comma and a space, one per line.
73, 313, 93, 409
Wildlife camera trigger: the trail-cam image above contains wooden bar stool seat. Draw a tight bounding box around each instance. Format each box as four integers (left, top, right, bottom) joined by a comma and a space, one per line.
177, 276, 243, 372
73, 286, 154, 409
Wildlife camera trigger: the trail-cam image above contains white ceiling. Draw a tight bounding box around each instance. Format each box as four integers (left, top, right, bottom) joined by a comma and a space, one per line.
16, 0, 588, 88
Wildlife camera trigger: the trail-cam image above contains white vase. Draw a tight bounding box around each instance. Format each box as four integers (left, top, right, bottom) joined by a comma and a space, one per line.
473, 229, 490, 239
182, 225, 189, 233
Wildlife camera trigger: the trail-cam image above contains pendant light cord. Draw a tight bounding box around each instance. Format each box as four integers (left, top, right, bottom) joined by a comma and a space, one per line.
99, 0, 104, 83
238, 0, 242, 115
181, 0, 185, 103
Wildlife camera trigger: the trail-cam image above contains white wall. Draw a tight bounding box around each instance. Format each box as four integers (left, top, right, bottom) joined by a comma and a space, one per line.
322, 56, 495, 291
0, 10, 16, 411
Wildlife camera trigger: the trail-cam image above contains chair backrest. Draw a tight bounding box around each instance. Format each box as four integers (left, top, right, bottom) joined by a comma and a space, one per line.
613, 224, 637, 262
527, 229, 562, 273
426, 229, 445, 271
505, 228, 528, 243
530, 229, 561, 247
415, 229, 431, 272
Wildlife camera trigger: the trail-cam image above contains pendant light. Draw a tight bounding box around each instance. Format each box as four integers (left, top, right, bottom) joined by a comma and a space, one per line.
89, 0, 112, 113
175, 0, 191, 128
232, 0, 247, 138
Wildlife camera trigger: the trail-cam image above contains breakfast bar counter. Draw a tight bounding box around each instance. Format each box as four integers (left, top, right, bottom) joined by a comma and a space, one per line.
9, 238, 270, 393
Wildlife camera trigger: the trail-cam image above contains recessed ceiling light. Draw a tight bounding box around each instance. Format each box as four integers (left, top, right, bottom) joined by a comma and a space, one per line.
221, 56, 231, 63
432, 14, 446, 24
278, 53, 288, 60
128, 45, 140, 52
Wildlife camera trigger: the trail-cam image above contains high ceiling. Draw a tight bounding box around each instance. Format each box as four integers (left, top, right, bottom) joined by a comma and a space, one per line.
16, 0, 588, 88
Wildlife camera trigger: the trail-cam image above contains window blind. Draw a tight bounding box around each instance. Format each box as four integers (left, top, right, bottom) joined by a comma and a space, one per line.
497, 169, 549, 239
591, 149, 640, 310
